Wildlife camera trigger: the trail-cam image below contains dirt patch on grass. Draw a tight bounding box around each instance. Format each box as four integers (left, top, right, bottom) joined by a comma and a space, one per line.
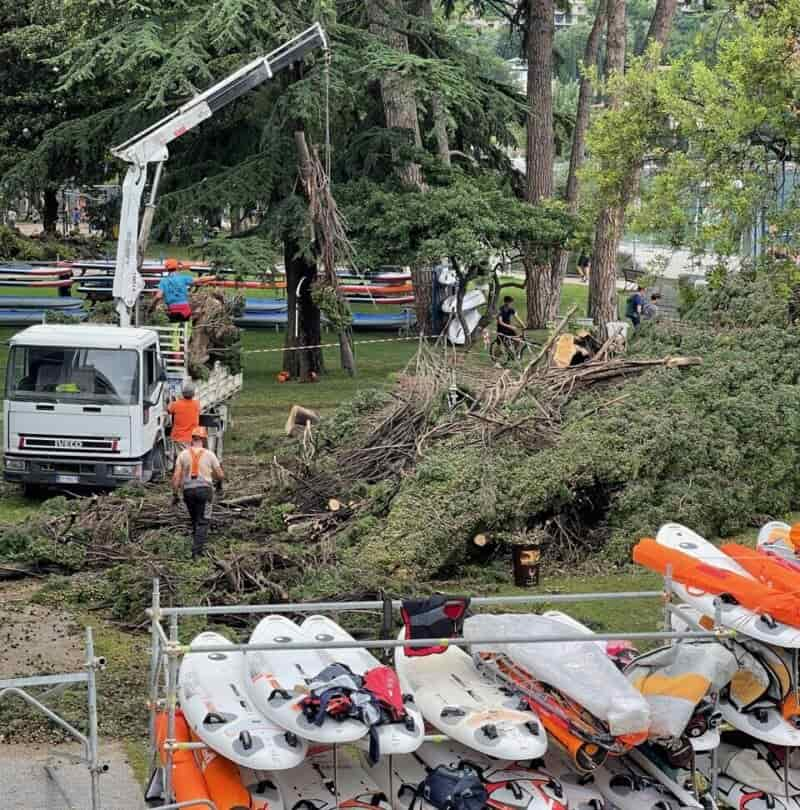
0, 581, 84, 679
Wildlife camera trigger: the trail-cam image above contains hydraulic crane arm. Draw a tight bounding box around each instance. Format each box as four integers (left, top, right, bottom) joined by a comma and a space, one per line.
111, 23, 328, 326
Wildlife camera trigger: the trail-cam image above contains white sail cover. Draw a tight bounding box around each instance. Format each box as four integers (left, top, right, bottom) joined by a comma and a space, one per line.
464, 613, 650, 737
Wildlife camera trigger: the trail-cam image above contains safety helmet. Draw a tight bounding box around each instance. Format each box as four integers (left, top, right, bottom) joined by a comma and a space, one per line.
164, 258, 180, 271
182, 381, 196, 398
191, 426, 208, 440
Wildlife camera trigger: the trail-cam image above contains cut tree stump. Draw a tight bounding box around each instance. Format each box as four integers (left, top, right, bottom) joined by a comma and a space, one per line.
285, 405, 320, 438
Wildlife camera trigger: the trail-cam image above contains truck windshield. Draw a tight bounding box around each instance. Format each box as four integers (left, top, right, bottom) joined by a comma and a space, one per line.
6, 346, 140, 405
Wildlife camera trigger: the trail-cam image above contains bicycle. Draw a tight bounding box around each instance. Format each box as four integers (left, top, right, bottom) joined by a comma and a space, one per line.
489, 328, 532, 364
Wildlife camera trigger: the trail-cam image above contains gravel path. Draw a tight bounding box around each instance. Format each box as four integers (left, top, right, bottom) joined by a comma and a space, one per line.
0, 741, 147, 810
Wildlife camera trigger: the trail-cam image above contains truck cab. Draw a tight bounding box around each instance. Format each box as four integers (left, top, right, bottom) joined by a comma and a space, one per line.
3, 324, 172, 488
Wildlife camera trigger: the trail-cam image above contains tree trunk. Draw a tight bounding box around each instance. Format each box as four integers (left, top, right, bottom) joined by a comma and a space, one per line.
552, 0, 608, 309
643, 0, 680, 50
590, 0, 679, 336
524, 257, 555, 329
43, 187, 58, 234
293, 129, 356, 376
523, 0, 556, 329
368, 0, 433, 334
588, 0, 627, 333
367, 0, 424, 189
417, 0, 451, 166
283, 236, 324, 379
412, 266, 434, 336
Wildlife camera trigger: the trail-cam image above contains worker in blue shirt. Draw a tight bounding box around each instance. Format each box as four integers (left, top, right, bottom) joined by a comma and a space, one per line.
155, 259, 194, 321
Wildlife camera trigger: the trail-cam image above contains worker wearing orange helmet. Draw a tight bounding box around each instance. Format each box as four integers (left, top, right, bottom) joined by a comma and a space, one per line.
172, 425, 224, 558
155, 258, 195, 321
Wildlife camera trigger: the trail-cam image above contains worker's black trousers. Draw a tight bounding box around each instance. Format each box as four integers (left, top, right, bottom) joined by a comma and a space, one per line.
183, 486, 213, 558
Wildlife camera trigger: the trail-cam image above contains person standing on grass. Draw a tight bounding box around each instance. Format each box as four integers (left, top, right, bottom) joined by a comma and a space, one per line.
172, 426, 223, 559
625, 286, 646, 329
577, 253, 591, 282
643, 292, 661, 321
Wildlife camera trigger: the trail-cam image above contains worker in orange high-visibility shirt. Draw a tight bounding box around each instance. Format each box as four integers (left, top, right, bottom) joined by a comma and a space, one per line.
172, 426, 224, 558
168, 381, 201, 452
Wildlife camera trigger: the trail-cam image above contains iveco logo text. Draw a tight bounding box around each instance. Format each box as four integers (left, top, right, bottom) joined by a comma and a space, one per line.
55, 439, 83, 449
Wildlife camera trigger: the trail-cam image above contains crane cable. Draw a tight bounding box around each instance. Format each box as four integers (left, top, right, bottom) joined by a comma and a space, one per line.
324, 47, 332, 183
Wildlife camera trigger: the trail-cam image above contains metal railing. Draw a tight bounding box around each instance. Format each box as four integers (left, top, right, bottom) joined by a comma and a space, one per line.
0, 628, 106, 810
146, 571, 734, 809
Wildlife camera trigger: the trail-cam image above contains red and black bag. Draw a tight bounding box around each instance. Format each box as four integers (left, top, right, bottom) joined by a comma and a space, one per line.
400, 595, 470, 657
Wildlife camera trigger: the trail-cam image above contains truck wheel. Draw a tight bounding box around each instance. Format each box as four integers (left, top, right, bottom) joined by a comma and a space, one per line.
149, 443, 168, 483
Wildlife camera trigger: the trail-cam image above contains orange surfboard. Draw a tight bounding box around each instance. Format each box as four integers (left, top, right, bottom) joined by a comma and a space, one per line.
633, 537, 800, 628
722, 543, 800, 594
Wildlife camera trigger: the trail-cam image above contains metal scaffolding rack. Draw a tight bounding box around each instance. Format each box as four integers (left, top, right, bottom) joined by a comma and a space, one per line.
146, 570, 738, 810
0, 627, 107, 810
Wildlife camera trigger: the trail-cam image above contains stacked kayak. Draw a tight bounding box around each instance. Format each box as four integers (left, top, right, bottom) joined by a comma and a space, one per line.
235, 297, 417, 331
0, 295, 86, 325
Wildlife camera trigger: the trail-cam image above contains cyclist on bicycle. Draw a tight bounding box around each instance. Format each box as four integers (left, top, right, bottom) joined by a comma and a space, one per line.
497, 295, 526, 346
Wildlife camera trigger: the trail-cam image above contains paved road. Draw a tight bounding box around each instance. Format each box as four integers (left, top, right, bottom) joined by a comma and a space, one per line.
0, 741, 146, 810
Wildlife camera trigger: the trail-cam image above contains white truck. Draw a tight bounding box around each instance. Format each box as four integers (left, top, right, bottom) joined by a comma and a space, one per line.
3, 323, 241, 488
3, 24, 327, 490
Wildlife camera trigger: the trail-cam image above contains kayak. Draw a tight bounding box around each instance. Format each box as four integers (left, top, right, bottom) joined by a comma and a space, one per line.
154, 710, 212, 810
339, 282, 413, 295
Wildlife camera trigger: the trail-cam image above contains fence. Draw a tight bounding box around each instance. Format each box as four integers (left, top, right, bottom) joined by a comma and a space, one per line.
0, 627, 106, 810
146, 572, 734, 810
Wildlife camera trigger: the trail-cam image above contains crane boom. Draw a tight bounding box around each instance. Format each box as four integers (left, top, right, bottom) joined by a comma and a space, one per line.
111, 23, 328, 326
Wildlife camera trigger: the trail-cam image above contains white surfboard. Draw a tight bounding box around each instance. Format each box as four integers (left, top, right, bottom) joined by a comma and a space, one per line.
364, 743, 569, 810
178, 632, 307, 770
657, 523, 800, 648
590, 757, 684, 810
627, 748, 705, 810
447, 308, 482, 345
244, 615, 367, 744
237, 768, 286, 810
394, 630, 547, 760
270, 749, 392, 810
441, 289, 486, 313
417, 740, 569, 810
716, 774, 800, 810
717, 742, 800, 796
300, 615, 424, 755
758, 521, 795, 560
719, 699, 800, 746
541, 749, 608, 810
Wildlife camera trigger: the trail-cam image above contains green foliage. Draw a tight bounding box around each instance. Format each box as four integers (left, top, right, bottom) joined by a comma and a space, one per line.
300, 274, 800, 589
342, 171, 575, 271
632, 0, 800, 254
314, 387, 391, 449
201, 234, 281, 279
311, 283, 353, 330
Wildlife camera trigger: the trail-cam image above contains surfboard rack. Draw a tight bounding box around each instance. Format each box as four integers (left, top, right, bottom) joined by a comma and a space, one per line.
144, 570, 744, 809
0, 627, 105, 810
